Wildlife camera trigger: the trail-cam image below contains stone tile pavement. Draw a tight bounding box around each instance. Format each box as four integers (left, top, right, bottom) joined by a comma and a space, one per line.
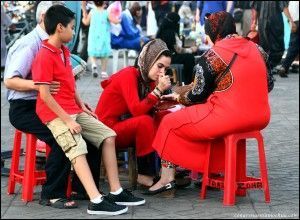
1, 59, 299, 218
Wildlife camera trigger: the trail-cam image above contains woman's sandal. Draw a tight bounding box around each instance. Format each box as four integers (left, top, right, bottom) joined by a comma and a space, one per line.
39, 198, 78, 209
143, 180, 176, 198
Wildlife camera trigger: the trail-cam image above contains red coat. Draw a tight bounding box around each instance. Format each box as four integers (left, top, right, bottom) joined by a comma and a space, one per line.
95, 67, 159, 156
152, 37, 271, 172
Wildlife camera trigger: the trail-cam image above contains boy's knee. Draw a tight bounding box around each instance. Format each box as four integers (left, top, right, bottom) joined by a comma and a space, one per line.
103, 136, 116, 145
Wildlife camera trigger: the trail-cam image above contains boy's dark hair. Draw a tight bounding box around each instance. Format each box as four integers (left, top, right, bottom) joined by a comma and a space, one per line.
44, 4, 75, 35
94, 1, 104, 7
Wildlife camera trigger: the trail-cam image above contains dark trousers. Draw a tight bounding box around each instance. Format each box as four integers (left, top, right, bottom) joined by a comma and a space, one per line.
283, 21, 299, 71
172, 53, 196, 84
259, 12, 285, 68
137, 152, 159, 176
9, 100, 100, 199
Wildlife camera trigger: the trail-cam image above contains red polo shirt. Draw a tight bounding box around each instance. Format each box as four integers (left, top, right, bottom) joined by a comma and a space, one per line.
32, 40, 82, 124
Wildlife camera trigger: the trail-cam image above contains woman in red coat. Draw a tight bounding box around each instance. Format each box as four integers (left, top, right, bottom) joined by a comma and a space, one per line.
95, 39, 172, 187
146, 12, 274, 196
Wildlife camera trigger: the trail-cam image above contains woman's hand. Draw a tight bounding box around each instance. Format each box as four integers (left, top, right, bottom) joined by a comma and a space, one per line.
161, 92, 179, 101
157, 75, 171, 92
66, 119, 82, 134
49, 81, 60, 95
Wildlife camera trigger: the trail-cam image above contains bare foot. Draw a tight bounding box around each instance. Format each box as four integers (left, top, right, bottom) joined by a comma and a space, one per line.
137, 174, 154, 187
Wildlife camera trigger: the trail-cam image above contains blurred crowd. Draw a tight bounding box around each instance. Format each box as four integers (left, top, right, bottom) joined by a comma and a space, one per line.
2, 1, 299, 81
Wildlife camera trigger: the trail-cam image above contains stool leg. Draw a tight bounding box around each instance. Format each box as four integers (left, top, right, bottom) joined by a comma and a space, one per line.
223, 136, 237, 206
257, 134, 270, 203
22, 134, 37, 202
200, 146, 211, 199
7, 131, 22, 194
128, 147, 137, 190
236, 140, 247, 197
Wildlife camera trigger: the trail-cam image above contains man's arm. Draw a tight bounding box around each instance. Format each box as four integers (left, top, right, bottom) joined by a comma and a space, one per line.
4, 77, 60, 94
250, 8, 258, 31
283, 6, 297, 33
4, 77, 38, 91
39, 84, 81, 134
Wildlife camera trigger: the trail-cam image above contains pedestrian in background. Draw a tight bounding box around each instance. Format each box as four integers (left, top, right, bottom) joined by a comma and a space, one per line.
82, 1, 120, 78
277, 1, 299, 78
250, 1, 295, 70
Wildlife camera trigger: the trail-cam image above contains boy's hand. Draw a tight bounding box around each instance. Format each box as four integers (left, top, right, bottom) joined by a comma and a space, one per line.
82, 104, 98, 119
83, 102, 92, 111
66, 119, 82, 134
49, 81, 60, 95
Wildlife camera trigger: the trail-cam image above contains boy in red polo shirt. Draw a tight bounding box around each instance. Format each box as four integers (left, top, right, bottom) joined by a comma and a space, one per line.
31, 5, 145, 216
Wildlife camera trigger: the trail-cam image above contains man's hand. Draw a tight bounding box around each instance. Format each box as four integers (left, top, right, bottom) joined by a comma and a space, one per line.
49, 81, 60, 95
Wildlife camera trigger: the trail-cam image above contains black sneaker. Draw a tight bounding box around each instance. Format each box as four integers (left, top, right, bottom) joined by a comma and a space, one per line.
87, 197, 128, 215
106, 189, 146, 206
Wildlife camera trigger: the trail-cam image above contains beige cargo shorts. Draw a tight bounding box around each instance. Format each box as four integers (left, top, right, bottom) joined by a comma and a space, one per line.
46, 112, 116, 161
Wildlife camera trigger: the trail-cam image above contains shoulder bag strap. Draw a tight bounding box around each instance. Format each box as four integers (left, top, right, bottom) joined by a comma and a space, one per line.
215, 53, 238, 86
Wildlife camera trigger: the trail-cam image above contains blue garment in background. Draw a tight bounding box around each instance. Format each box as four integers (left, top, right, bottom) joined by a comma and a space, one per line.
88, 9, 111, 57
197, 1, 227, 25
65, 1, 81, 52
282, 12, 291, 49
111, 9, 149, 51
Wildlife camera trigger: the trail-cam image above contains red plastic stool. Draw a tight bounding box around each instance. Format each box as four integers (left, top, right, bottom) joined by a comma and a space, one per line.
200, 130, 271, 206
7, 130, 72, 201
7, 130, 49, 201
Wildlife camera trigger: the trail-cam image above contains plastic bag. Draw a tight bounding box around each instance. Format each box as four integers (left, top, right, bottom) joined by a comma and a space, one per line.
107, 1, 122, 36
147, 2, 158, 37
71, 54, 87, 79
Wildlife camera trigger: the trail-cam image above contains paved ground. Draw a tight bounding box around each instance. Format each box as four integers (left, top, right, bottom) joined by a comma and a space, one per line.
1, 58, 299, 219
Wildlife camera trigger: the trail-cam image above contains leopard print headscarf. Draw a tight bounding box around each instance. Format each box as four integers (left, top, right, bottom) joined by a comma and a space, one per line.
137, 39, 169, 82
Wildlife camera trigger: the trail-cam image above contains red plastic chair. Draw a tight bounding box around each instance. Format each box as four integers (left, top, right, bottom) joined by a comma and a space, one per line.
200, 130, 271, 206
7, 130, 72, 201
